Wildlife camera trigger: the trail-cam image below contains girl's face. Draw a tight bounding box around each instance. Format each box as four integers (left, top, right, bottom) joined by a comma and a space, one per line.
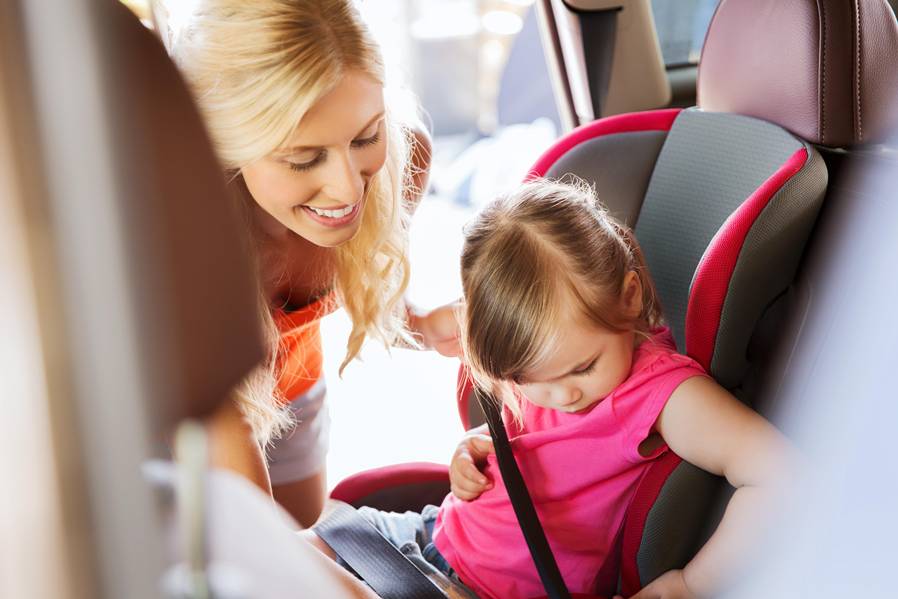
513, 273, 643, 414
515, 321, 637, 414
240, 71, 388, 248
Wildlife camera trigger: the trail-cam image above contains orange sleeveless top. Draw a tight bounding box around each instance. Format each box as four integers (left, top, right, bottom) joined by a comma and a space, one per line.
273, 293, 337, 403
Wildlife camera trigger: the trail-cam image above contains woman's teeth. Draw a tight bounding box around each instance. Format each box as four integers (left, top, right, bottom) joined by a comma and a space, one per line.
307, 204, 354, 218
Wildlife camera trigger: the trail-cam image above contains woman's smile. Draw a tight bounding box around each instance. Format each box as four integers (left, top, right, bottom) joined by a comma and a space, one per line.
298, 199, 364, 228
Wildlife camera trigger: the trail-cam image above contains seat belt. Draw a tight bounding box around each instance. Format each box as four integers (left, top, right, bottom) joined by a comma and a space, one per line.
313, 501, 448, 599
476, 389, 572, 599
578, 6, 622, 119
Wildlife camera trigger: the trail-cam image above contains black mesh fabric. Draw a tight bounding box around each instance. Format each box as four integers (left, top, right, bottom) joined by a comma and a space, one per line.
635, 109, 805, 353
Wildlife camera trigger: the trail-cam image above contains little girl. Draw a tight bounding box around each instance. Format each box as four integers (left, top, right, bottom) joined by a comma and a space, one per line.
308, 179, 792, 599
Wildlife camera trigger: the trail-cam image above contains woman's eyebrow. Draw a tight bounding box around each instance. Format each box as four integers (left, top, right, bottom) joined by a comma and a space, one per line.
355, 111, 386, 135
276, 111, 385, 155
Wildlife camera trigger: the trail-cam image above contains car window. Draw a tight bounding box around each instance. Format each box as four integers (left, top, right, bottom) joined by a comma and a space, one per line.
651, 0, 718, 66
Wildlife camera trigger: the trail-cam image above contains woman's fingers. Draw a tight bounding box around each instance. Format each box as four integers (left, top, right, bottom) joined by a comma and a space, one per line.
418, 300, 463, 357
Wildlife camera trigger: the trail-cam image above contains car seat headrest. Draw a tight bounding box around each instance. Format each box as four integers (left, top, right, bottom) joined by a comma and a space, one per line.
698, 0, 898, 147
108, 3, 265, 430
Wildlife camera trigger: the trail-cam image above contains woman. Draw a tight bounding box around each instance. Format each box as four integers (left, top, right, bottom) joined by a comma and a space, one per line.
166, 0, 458, 528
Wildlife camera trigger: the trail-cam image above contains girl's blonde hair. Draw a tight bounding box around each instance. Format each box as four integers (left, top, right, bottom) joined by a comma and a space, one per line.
167, 0, 414, 444
460, 178, 662, 414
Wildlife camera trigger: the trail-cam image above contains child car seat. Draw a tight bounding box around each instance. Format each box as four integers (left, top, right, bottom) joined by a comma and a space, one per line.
331, 0, 898, 595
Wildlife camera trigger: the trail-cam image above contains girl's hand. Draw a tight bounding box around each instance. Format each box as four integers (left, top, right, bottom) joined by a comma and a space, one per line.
409, 300, 463, 358
613, 570, 698, 599
449, 429, 494, 501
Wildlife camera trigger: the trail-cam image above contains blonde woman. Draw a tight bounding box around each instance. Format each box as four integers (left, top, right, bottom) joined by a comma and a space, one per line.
165, 0, 458, 528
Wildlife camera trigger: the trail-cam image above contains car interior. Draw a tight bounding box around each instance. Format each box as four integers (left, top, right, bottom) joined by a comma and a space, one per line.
2, 0, 898, 597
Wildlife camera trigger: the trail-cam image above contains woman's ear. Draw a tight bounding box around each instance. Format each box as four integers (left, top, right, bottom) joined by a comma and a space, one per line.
621, 270, 643, 318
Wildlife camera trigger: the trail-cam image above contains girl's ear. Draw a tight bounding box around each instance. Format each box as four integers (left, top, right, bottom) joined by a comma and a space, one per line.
620, 270, 643, 318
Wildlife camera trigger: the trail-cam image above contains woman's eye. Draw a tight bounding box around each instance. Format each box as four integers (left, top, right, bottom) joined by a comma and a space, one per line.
351, 131, 381, 148
287, 151, 326, 172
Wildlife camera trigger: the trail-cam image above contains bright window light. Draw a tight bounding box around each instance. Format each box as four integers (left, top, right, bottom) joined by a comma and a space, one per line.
482, 10, 523, 36
411, 10, 480, 40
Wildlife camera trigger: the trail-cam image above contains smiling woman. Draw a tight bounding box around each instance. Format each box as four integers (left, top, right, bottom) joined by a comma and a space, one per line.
242, 73, 389, 249
162, 0, 457, 528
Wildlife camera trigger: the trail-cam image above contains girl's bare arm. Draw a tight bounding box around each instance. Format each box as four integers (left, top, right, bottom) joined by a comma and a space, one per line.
652, 376, 797, 598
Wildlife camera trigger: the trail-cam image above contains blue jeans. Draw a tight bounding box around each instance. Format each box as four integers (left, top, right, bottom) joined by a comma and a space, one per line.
337, 504, 478, 598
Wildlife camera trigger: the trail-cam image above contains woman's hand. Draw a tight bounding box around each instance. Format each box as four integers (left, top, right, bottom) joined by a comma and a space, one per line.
613, 570, 698, 599
408, 299, 463, 357
449, 425, 494, 501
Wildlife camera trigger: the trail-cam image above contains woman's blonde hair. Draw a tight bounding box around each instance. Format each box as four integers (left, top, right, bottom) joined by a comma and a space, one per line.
167, 0, 414, 444
460, 178, 662, 416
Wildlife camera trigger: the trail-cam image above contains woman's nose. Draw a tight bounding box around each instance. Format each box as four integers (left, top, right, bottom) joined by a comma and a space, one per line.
324, 150, 365, 205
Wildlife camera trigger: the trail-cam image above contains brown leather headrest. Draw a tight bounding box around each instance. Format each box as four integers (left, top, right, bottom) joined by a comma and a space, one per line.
698, 0, 898, 147
104, 2, 265, 430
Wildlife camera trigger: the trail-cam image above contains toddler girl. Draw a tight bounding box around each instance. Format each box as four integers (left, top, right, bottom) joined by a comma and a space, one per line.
309, 179, 792, 599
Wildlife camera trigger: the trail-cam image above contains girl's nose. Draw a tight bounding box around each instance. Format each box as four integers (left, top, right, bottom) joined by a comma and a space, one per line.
556, 386, 581, 407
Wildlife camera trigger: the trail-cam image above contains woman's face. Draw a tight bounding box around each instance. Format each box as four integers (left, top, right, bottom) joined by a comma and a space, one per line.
241, 71, 388, 247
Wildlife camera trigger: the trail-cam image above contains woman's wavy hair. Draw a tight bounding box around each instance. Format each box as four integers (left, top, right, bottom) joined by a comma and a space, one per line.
166, 0, 415, 444
460, 178, 663, 419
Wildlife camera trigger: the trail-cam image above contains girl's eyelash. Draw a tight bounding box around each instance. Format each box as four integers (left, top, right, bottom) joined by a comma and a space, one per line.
288, 151, 326, 172
512, 357, 598, 385
573, 358, 598, 376
351, 131, 381, 148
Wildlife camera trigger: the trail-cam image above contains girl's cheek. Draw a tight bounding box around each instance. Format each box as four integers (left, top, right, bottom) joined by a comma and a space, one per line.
524, 388, 551, 409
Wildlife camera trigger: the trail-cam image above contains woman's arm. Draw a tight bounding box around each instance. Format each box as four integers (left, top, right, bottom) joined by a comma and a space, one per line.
641, 376, 797, 598
397, 121, 465, 357
206, 398, 273, 496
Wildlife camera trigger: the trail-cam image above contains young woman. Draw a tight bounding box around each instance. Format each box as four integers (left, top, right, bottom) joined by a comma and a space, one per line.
166, 0, 459, 528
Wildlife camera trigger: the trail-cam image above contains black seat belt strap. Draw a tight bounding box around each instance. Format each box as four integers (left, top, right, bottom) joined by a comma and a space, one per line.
476, 389, 572, 599
579, 6, 622, 118
313, 501, 447, 599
